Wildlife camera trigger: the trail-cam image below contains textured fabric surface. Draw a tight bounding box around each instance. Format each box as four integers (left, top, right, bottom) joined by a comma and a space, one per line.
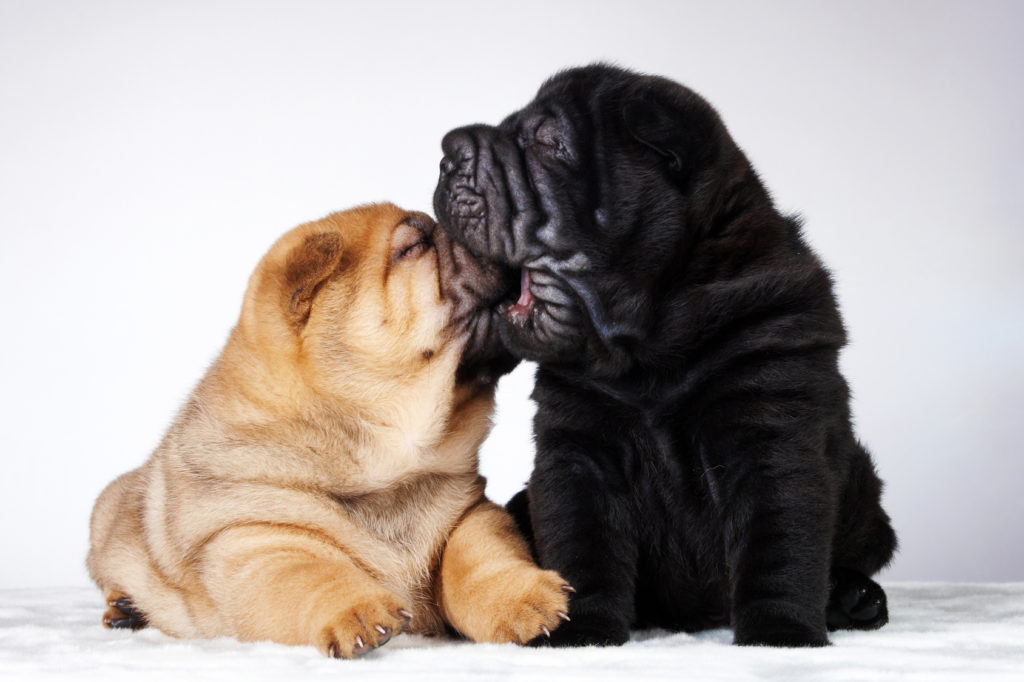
1, 583, 1021, 681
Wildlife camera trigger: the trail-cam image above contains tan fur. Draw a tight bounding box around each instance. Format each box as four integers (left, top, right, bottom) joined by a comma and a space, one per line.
87, 203, 568, 657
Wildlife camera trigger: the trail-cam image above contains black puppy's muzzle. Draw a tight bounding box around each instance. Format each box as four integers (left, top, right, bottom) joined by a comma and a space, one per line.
436, 123, 541, 265
436, 124, 590, 363
434, 126, 525, 383
435, 126, 490, 252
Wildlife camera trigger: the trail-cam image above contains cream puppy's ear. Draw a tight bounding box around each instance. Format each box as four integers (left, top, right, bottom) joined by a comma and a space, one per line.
282, 232, 343, 325
241, 227, 346, 352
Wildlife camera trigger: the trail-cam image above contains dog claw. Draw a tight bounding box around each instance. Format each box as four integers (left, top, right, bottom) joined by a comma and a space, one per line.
327, 642, 341, 659
397, 609, 413, 628
557, 611, 570, 622
541, 625, 551, 638
561, 585, 576, 594
353, 635, 368, 655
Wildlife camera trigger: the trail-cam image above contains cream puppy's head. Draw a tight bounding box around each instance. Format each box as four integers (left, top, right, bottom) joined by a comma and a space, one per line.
223, 202, 515, 436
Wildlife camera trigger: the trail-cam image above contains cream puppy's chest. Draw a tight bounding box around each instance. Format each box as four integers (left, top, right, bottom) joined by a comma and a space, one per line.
331, 474, 477, 548
347, 403, 490, 491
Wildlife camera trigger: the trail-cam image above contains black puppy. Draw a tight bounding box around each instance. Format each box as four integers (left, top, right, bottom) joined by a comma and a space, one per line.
434, 64, 896, 648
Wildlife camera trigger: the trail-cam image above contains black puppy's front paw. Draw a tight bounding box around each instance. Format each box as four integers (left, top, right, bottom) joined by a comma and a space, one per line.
527, 612, 630, 648
827, 568, 888, 631
733, 602, 828, 647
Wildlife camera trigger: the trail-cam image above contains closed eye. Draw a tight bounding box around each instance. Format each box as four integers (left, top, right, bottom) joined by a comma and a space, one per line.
535, 119, 562, 149
519, 117, 571, 161
396, 238, 431, 261
390, 216, 436, 265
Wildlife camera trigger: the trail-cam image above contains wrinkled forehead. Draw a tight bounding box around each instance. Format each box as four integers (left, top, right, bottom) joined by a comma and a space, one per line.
498, 75, 579, 129
499, 69, 636, 136
497, 94, 585, 142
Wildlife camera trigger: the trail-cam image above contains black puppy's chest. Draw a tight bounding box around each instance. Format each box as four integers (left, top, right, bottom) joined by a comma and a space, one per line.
631, 411, 724, 532
578, 375, 710, 488
629, 411, 714, 505
542, 369, 722, 516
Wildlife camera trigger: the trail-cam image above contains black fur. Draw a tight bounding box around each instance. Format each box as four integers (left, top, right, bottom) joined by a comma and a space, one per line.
434, 64, 896, 647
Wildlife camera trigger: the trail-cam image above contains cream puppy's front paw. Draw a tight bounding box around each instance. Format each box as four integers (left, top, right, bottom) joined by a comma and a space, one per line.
456, 563, 572, 644
316, 591, 412, 659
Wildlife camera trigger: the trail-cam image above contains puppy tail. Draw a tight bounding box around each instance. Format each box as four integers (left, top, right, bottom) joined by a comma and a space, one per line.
505, 489, 536, 560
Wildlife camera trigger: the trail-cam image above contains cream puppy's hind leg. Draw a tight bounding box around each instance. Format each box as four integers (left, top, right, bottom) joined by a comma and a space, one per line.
87, 468, 199, 637
102, 591, 148, 630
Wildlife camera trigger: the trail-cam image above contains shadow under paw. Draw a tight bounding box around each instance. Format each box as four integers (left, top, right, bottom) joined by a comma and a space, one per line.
527, 613, 629, 648
827, 567, 888, 631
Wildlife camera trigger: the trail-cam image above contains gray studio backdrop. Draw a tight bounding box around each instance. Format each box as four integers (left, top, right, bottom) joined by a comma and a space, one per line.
1, 0, 1021, 588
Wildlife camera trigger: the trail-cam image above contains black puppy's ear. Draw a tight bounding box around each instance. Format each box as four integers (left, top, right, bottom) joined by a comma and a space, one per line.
284, 232, 343, 324
622, 97, 686, 173
622, 86, 719, 179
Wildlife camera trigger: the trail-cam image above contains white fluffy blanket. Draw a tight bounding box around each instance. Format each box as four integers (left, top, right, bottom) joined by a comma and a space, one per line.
1, 583, 1021, 681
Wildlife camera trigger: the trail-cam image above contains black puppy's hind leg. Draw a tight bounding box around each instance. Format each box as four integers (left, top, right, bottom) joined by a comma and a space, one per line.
827, 568, 888, 631
828, 441, 895, 631
708, 425, 835, 647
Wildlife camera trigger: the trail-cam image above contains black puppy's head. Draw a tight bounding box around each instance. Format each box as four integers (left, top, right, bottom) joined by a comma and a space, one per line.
434, 64, 751, 372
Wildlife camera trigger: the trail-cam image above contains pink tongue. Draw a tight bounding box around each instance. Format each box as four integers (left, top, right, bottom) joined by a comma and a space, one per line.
515, 269, 534, 307
507, 269, 534, 322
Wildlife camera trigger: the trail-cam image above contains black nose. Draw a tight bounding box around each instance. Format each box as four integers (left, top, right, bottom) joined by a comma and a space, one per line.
439, 126, 490, 178
441, 126, 477, 159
